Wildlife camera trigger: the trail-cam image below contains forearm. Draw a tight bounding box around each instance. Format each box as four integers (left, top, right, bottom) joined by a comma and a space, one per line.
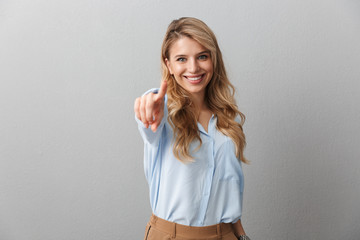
232, 219, 246, 237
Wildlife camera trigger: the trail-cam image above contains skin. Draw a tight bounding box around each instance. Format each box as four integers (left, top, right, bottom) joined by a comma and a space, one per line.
134, 36, 246, 237
134, 80, 167, 132
233, 220, 246, 237
135, 36, 214, 132
165, 36, 214, 131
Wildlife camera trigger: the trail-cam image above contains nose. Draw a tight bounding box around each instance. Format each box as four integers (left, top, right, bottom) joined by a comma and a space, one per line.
187, 58, 200, 73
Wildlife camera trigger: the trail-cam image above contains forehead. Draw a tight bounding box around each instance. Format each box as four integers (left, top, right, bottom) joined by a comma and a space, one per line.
168, 37, 208, 58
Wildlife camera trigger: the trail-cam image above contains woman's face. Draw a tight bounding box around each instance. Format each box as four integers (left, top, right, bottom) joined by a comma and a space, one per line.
165, 37, 213, 99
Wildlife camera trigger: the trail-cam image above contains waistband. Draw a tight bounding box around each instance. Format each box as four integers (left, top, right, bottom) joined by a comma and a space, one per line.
149, 214, 234, 239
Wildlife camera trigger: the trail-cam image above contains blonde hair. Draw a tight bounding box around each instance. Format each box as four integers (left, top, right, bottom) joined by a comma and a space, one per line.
161, 17, 249, 164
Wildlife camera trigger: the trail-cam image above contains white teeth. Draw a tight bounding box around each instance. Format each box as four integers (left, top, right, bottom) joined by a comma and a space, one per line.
187, 76, 202, 81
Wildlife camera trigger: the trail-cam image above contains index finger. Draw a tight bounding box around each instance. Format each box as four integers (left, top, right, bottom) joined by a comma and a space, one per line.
156, 80, 167, 100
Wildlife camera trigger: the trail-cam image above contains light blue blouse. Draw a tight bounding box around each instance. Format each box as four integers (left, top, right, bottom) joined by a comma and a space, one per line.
135, 88, 244, 226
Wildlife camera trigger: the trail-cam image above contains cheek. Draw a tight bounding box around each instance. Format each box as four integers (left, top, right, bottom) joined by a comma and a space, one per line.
173, 65, 185, 76
201, 61, 213, 73
205, 65, 214, 77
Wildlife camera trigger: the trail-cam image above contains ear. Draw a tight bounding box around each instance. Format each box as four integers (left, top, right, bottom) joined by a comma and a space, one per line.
165, 58, 173, 75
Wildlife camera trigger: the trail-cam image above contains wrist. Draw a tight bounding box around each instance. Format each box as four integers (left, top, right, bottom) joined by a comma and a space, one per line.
238, 235, 251, 240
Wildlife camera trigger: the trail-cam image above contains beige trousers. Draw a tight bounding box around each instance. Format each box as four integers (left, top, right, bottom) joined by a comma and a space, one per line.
144, 214, 238, 240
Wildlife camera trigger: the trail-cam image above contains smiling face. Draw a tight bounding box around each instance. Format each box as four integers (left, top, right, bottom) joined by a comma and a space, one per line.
165, 37, 213, 100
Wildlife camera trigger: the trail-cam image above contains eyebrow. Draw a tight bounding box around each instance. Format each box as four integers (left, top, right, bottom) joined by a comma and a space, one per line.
174, 50, 210, 59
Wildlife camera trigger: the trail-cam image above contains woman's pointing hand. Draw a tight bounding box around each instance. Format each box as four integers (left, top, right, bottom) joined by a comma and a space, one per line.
134, 80, 167, 132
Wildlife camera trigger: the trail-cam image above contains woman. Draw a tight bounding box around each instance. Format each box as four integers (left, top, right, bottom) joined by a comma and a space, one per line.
134, 17, 251, 240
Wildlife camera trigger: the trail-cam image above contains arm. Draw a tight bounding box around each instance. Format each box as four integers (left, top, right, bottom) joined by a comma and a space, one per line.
233, 219, 252, 239
232, 219, 246, 237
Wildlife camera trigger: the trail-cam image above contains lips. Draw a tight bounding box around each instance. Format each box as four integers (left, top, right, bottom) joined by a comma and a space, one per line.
184, 74, 205, 84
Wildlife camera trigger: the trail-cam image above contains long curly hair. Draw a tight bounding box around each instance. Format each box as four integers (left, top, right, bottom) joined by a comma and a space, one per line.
161, 17, 249, 164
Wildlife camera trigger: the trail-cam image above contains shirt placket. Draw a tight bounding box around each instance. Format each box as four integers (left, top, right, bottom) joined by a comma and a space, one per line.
198, 116, 216, 225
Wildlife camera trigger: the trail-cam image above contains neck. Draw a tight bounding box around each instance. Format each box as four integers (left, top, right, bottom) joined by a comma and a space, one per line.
190, 91, 209, 114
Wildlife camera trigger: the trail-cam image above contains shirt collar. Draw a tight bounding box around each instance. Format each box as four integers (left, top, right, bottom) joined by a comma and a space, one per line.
198, 114, 216, 137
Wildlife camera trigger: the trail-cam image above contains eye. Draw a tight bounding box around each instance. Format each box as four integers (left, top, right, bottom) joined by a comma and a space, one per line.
198, 55, 208, 60
176, 57, 186, 62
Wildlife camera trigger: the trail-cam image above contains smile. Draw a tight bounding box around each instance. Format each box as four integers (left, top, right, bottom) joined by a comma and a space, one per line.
184, 74, 205, 84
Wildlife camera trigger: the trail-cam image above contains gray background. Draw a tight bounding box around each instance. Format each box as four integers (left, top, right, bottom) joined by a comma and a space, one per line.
1, 0, 360, 239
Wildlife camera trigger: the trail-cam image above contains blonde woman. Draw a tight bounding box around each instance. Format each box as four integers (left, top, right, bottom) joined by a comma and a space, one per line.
134, 17, 251, 240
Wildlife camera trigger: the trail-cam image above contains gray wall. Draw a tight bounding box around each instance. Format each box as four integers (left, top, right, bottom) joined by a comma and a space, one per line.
1, 0, 359, 239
